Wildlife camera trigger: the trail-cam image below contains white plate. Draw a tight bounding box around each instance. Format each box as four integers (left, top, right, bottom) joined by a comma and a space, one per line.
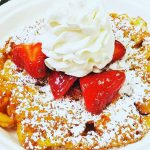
0, 0, 150, 149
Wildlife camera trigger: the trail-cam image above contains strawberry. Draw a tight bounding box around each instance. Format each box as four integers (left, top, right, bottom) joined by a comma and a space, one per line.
11, 44, 25, 68
112, 40, 126, 62
80, 70, 125, 115
48, 71, 77, 99
11, 43, 47, 78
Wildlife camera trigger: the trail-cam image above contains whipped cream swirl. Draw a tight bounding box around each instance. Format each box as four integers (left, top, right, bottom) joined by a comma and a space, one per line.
42, 0, 115, 77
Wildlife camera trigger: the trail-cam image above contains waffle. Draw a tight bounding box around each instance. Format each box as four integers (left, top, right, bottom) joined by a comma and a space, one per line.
0, 13, 150, 150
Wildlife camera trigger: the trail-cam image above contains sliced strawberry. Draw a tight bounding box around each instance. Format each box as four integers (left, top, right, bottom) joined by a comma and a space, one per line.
11, 43, 47, 78
112, 40, 126, 62
80, 70, 125, 115
48, 71, 77, 99
24, 43, 47, 78
11, 44, 25, 68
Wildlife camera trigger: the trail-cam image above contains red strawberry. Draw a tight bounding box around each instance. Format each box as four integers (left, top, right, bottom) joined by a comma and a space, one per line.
11, 44, 25, 68
24, 43, 47, 78
48, 71, 77, 99
112, 40, 126, 62
80, 70, 125, 115
11, 43, 47, 78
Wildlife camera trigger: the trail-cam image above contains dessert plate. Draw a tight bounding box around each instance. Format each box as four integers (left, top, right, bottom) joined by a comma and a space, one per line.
0, 0, 150, 149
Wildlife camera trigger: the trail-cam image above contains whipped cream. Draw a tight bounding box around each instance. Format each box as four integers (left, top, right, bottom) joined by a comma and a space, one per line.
42, 0, 115, 77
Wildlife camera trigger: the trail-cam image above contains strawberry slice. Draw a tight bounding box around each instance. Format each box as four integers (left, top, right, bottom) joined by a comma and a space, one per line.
24, 43, 47, 78
80, 70, 125, 115
112, 40, 126, 62
48, 71, 77, 99
11, 43, 47, 78
11, 44, 25, 68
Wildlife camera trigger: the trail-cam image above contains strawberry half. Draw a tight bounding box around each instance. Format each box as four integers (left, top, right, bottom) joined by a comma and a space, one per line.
11, 43, 47, 78
11, 44, 25, 68
48, 71, 77, 99
112, 40, 126, 62
80, 70, 125, 115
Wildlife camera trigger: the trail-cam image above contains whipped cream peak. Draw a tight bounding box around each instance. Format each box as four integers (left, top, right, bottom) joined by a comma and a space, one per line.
42, 0, 115, 77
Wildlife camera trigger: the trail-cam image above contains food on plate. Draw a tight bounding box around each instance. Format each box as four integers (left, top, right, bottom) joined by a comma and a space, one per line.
0, 0, 150, 150
112, 40, 126, 62
80, 70, 125, 114
48, 71, 77, 99
135, 100, 150, 115
11, 42, 47, 78
0, 112, 14, 128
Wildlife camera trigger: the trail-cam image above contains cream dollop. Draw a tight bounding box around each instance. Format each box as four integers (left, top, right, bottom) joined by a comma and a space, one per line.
42, 0, 115, 77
